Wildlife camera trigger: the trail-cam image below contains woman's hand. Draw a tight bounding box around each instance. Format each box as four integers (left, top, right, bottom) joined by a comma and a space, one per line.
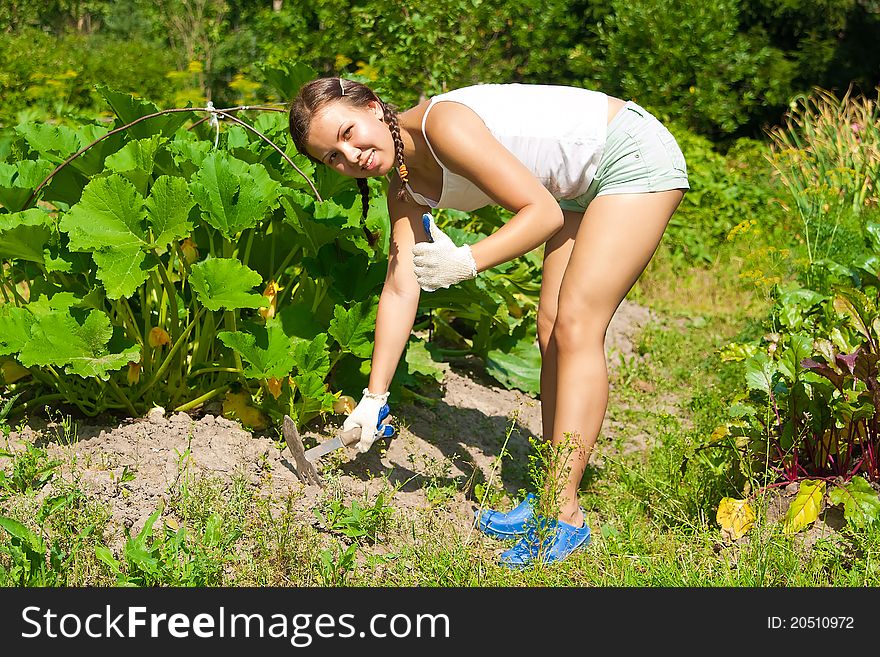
411, 214, 478, 291
342, 389, 395, 453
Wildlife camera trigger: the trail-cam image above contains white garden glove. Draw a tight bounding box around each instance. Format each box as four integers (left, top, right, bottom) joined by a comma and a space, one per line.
342, 388, 390, 453
411, 214, 478, 292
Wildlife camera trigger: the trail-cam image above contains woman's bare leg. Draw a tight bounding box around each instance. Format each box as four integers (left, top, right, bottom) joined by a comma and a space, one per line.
548, 190, 685, 526
537, 209, 584, 443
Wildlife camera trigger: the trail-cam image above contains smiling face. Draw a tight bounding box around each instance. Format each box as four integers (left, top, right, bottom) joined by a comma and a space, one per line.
305, 100, 395, 178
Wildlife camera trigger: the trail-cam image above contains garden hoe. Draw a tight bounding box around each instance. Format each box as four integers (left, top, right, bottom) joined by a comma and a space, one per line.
282, 405, 395, 486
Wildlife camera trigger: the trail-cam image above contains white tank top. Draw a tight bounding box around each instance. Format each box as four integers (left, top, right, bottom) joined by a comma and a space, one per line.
405, 84, 608, 212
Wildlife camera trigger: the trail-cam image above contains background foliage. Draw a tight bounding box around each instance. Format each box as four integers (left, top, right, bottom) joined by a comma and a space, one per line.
1, 0, 878, 138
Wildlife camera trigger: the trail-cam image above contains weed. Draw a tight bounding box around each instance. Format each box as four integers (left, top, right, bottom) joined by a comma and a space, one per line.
0, 392, 22, 437
315, 490, 394, 544
95, 508, 242, 586
0, 441, 62, 497
0, 492, 96, 586
46, 408, 78, 445
317, 541, 357, 586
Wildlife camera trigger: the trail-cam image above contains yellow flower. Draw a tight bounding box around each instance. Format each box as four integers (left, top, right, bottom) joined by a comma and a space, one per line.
259, 280, 279, 320
148, 327, 170, 348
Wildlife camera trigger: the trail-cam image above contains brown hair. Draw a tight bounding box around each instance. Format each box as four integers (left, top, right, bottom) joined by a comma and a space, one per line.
289, 78, 410, 241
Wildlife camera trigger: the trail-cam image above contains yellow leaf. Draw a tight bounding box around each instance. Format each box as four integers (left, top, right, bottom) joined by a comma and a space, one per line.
783, 480, 826, 535
0, 358, 31, 384
716, 497, 756, 541
222, 391, 268, 431
709, 425, 730, 442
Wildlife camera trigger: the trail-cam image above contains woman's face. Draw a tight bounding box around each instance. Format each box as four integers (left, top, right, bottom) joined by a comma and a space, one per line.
306, 100, 394, 178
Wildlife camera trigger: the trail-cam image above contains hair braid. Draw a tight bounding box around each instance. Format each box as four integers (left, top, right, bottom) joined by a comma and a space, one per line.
356, 177, 376, 246
381, 102, 410, 201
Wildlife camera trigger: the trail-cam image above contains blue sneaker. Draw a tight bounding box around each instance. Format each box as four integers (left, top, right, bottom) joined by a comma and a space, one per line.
499, 511, 591, 568
475, 493, 536, 539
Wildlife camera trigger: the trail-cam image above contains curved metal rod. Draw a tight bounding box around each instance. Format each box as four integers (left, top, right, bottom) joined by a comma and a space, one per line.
23, 104, 321, 210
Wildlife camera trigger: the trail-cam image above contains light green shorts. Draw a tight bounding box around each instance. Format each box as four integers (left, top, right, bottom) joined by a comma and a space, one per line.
558, 101, 689, 213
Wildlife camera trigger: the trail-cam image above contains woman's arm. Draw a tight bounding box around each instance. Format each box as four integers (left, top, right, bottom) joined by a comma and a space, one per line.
366, 181, 429, 394
423, 101, 565, 271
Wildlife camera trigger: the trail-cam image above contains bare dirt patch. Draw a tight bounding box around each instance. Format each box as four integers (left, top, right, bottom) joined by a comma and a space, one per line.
4, 300, 660, 547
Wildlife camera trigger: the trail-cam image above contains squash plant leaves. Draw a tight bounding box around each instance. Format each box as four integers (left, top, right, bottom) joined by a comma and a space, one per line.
0, 306, 31, 356
18, 308, 139, 381
218, 318, 297, 380
0, 208, 53, 263
0, 159, 54, 211
61, 174, 152, 299
189, 152, 280, 239
292, 333, 331, 380
144, 175, 194, 249
329, 300, 378, 359
189, 258, 268, 312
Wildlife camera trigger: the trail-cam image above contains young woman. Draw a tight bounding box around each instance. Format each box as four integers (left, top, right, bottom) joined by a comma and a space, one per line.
289, 77, 688, 567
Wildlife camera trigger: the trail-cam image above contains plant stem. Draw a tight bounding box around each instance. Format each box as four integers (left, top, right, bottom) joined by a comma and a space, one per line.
174, 384, 230, 412
189, 366, 241, 377
151, 252, 179, 342
134, 307, 204, 402
272, 244, 300, 282
107, 377, 138, 417
119, 297, 144, 346
242, 228, 255, 268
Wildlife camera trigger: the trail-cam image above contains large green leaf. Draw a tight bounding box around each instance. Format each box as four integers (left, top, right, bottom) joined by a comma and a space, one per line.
828, 476, 880, 529
14, 122, 80, 163
69, 124, 115, 177
189, 258, 268, 311
97, 87, 194, 139
92, 248, 155, 300
0, 208, 53, 263
189, 152, 281, 239
405, 339, 446, 383
292, 333, 331, 379
144, 175, 194, 248
328, 300, 378, 358
105, 135, 164, 195
255, 61, 317, 103
61, 174, 147, 251
0, 159, 54, 211
276, 302, 324, 341
60, 174, 153, 298
0, 305, 32, 356
744, 351, 777, 395
17, 308, 139, 380
217, 318, 297, 379
280, 191, 342, 255
290, 371, 335, 422
486, 337, 541, 395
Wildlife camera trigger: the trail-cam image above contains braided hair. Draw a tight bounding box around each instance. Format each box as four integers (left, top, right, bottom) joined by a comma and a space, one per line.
289, 77, 411, 243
